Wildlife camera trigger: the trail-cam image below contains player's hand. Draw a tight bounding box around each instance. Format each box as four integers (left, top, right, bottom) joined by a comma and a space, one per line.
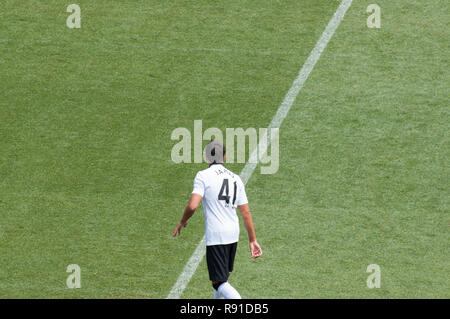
172, 221, 187, 237
249, 240, 262, 258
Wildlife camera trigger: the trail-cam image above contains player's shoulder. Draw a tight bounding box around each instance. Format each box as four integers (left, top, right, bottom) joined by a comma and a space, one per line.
222, 166, 243, 183
194, 166, 217, 179
194, 168, 208, 179
232, 171, 245, 185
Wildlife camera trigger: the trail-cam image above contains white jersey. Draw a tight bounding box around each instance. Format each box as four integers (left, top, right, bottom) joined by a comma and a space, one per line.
192, 163, 248, 246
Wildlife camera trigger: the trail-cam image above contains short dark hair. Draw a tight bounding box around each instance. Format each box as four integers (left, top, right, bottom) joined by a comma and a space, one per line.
205, 140, 226, 163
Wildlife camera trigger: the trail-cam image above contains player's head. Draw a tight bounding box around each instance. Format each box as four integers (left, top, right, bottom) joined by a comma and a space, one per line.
205, 140, 226, 164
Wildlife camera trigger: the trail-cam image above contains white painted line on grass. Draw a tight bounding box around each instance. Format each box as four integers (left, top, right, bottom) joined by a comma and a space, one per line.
166, 235, 206, 299
167, 0, 353, 299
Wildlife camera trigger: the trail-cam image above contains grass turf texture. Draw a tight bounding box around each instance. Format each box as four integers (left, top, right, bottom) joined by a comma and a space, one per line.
0, 0, 448, 298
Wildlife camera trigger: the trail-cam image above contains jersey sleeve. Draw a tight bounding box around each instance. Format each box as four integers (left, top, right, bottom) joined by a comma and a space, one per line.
192, 172, 205, 197
235, 178, 248, 206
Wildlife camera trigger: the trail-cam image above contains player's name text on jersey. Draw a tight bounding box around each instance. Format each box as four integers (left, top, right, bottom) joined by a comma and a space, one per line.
213, 167, 234, 177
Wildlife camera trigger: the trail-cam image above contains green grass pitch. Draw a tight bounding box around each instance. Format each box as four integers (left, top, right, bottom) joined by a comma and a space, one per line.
0, 0, 448, 298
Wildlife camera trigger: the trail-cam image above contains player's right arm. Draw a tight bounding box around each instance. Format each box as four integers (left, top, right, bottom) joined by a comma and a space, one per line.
237, 203, 262, 259
172, 171, 205, 237
172, 193, 202, 237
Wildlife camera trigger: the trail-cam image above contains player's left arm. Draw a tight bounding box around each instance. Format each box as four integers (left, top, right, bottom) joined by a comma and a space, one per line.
172, 193, 202, 237
238, 203, 262, 258
235, 179, 262, 258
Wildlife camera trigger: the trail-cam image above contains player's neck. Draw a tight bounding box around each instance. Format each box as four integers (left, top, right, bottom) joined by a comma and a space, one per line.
209, 162, 224, 167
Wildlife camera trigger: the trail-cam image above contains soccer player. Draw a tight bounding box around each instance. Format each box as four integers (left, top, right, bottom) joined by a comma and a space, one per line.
172, 140, 262, 299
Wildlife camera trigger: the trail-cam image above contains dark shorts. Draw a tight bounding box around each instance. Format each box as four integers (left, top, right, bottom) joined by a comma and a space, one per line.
206, 242, 238, 282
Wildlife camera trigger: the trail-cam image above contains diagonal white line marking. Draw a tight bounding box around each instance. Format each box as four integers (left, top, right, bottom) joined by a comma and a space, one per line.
167, 0, 353, 299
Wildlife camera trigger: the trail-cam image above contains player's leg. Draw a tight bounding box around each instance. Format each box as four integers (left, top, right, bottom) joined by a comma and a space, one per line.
207, 244, 241, 299
212, 281, 225, 299
216, 281, 241, 299
218, 242, 241, 299
206, 245, 226, 299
